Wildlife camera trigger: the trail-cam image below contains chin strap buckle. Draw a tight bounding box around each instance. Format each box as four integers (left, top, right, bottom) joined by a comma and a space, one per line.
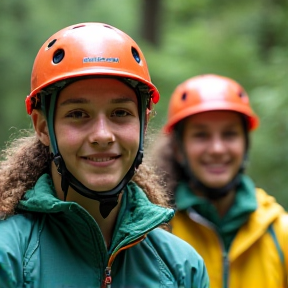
99, 196, 119, 218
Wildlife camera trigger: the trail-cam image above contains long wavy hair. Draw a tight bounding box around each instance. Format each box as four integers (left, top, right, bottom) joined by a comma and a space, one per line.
149, 132, 186, 204
0, 129, 171, 222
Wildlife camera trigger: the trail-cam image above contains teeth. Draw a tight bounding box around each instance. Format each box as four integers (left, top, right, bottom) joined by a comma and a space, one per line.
87, 157, 113, 162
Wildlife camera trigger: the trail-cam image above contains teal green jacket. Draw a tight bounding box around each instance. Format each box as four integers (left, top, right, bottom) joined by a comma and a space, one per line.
0, 174, 209, 288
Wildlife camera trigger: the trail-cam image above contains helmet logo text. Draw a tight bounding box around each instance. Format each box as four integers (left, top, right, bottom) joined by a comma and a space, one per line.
83, 57, 119, 63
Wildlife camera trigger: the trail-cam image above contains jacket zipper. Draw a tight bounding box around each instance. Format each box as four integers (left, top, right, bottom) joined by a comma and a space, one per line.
223, 251, 229, 288
102, 235, 147, 288
187, 208, 230, 288
103, 267, 112, 288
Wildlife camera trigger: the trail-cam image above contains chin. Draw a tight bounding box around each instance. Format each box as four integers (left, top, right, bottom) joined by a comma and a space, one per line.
74, 172, 125, 192
203, 179, 230, 189
83, 183, 116, 192
83, 178, 123, 192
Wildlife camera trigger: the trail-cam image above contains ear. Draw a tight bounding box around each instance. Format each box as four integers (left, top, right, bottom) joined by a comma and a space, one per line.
31, 110, 50, 146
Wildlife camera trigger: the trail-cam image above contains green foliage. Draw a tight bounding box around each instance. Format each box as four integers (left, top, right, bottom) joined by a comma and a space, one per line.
0, 0, 140, 145
1, 0, 288, 207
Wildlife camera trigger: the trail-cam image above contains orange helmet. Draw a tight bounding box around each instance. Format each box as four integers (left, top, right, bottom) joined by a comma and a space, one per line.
25, 22, 159, 115
164, 74, 259, 133
24, 22, 160, 218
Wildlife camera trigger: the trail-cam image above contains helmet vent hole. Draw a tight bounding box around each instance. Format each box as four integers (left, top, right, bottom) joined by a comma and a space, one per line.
53, 49, 65, 64
72, 25, 86, 29
47, 39, 57, 49
131, 47, 141, 63
103, 25, 113, 29
239, 91, 245, 98
181, 92, 187, 101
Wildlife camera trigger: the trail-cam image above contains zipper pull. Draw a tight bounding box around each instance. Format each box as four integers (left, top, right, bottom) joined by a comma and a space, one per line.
103, 267, 112, 288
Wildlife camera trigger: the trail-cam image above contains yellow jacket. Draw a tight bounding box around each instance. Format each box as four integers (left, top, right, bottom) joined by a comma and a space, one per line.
171, 189, 288, 288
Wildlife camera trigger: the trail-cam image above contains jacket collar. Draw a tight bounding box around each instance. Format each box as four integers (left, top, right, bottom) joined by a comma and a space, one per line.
18, 174, 174, 252
175, 174, 258, 250
175, 174, 257, 212
229, 188, 285, 261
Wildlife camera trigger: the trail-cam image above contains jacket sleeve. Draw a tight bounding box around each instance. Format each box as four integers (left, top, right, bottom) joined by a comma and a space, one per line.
0, 214, 35, 288
176, 240, 210, 288
147, 228, 210, 288
191, 255, 210, 288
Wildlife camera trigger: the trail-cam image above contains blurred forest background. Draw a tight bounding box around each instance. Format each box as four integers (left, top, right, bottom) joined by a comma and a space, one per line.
1, 0, 288, 207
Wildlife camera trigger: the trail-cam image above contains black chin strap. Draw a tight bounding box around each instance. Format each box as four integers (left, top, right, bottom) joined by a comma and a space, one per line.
187, 169, 242, 200
179, 151, 248, 200
41, 77, 149, 219
53, 151, 143, 218
174, 124, 248, 201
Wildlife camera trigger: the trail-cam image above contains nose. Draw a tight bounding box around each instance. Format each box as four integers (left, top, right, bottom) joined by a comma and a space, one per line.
89, 116, 115, 147
208, 135, 225, 154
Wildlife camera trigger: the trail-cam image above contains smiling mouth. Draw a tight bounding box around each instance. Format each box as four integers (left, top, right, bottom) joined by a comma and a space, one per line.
206, 163, 226, 167
84, 156, 120, 162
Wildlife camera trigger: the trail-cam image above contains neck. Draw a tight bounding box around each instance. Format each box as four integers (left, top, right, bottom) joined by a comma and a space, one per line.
194, 188, 236, 217
51, 164, 122, 248
66, 189, 123, 248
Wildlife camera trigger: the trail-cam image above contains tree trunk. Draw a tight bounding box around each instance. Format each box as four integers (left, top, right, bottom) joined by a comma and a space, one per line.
141, 0, 161, 46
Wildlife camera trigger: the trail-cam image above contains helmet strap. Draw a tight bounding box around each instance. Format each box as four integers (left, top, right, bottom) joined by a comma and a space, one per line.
53, 152, 139, 218
188, 152, 248, 201
41, 78, 148, 218
188, 169, 242, 200
174, 120, 249, 200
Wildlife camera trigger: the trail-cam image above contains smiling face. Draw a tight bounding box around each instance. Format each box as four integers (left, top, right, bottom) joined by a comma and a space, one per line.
179, 111, 246, 189
52, 78, 140, 192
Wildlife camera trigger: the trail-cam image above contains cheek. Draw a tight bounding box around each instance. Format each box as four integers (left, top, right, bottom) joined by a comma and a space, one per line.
232, 139, 246, 159
55, 125, 81, 153
111, 120, 140, 158
184, 138, 202, 157
184, 141, 203, 167
125, 124, 140, 150
186, 149, 201, 168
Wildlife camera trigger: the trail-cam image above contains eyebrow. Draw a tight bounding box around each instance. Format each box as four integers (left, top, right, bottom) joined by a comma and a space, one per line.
59, 97, 136, 106
60, 98, 89, 106
110, 97, 136, 104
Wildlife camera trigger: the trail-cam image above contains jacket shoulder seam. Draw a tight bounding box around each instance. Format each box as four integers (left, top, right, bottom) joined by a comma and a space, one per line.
23, 213, 46, 267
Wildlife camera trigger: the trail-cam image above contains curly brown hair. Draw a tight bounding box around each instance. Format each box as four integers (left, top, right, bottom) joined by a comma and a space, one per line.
0, 130, 171, 222
149, 132, 187, 203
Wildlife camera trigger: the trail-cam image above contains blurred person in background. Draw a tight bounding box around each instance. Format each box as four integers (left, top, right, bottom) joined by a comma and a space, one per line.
152, 74, 288, 288
0, 23, 209, 288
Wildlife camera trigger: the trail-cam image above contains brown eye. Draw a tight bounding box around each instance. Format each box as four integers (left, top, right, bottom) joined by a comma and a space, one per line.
192, 132, 207, 138
112, 110, 130, 117
223, 131, 238, 138
66, 111, 87, 119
